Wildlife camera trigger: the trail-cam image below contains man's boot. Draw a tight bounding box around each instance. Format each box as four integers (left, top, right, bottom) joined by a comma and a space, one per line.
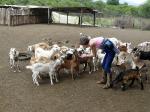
103, 73, 112, 89
96, 71, 107, 84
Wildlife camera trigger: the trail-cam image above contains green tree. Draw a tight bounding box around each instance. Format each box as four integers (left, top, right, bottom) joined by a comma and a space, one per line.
94, 0, 105, 10
15, 0, 29, 5
139, 0, 150, 18
107, 0, 119, 5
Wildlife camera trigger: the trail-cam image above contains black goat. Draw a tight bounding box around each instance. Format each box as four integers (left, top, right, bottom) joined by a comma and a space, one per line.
132, 47, 150, 60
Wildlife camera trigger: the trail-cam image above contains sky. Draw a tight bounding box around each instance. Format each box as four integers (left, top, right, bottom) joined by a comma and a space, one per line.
97, 0, 147, 6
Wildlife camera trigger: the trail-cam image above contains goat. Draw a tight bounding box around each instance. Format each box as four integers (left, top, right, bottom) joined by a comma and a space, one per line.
9, 48, 21, 72
77, 47, 94, 74
132, 47, 150, 60
138, 41, 150, 51
108, 37, 121, 48
34, 46, 60, 59
26, 58, 64, 86
60, 46, 69, 54
30, 56, 51, 65
27, 42, 50, 54
112, 66, 144, 91
58, 49, 79, 80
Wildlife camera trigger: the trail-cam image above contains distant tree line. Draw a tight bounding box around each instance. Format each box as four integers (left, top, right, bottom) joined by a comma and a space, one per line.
0, 0, 150, 18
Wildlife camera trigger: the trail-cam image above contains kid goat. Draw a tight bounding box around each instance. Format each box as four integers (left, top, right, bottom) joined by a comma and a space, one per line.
9, 48, 21, 72
26, 57, 64, 86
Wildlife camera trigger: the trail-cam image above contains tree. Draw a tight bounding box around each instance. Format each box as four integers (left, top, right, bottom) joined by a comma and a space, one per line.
94, 0, 105, 10
15, 0, 29, 5
107, 0, 119, 5
139, 0, 150, 18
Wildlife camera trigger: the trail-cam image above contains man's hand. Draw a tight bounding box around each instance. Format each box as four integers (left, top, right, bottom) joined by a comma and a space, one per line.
80, 54, 87, 58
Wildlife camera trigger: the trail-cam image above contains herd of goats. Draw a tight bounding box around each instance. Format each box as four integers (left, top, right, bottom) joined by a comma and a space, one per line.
9, 33, 150, 91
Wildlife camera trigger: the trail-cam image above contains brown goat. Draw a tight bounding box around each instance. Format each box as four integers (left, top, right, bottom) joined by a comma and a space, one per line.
58, 50, 79, 80
118, 45, 127, 52
112, 66, 144, 91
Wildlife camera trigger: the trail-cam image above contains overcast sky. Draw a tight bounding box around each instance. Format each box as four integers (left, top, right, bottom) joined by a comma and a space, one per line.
97, 0, 147, 6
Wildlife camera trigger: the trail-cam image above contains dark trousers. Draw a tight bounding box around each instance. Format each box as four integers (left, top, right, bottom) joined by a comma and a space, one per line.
101, 40, 116, 74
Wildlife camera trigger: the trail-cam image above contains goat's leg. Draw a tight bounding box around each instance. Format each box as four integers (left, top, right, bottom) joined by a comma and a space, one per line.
128, 79, 135, 87
56, 68, 60, 80
12, 60, 17, 72
93, 61, 96, 72
55, 72, 59, 83
137, 76, 144, 90
16, 61, 21, 72
96, 61, 99, 71
121, 80, 127, 91
75, 65, 80, 77
112, 72, 123, 85
88, 62, 92, 74
145, 73, 148, 83
93, 57, 98, 72
49, 72, 54, 85
83, 63, 87, 72
13, 65, 17, 72
32, 73, 35, 83
32, 72, 39, 86
71, 68, 75, 80
9, 59, 13, 68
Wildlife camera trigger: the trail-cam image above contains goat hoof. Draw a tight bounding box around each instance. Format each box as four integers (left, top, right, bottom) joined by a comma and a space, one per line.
13, 71, 16, 72
51, 83, 54, 86
18, 70, 21, 72
121, 86, 126, 91
89, 72, 92, 74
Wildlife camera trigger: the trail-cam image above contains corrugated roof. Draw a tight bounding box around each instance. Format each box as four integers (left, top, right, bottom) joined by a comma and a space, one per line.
0, 5, 102, 14
0, 5, 50, 9
51, 7, 102, 14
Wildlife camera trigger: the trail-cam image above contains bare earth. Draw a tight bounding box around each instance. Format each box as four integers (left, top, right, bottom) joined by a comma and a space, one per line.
0, 24, 150, 112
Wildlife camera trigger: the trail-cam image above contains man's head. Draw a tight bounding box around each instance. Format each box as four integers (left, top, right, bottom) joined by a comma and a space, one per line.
80, 36, 90, 46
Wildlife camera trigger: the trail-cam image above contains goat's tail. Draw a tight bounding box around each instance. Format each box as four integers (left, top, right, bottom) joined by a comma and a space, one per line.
26, 65, 33, 70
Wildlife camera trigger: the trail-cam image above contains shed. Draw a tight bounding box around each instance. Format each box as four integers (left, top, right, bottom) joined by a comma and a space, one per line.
0, 5, 49, 26
0, 5, 102, 26
50, 7, 102, 26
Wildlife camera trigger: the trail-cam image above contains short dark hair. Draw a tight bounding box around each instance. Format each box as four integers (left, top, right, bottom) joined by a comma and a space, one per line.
80, 36, 90, 45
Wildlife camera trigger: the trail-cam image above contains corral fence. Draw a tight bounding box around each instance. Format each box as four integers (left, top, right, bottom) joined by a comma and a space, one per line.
0, 5, 48, 26
95, 16, 150, 30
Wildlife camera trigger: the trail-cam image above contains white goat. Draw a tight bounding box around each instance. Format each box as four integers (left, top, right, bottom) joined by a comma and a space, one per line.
138, 41, 150, 51
116, 51, 145, 70
9, 48, 21, 72
27, 42, 50, 53
108, 37, 121, 48
35, 46, 60, 59
26, 58, 64, 86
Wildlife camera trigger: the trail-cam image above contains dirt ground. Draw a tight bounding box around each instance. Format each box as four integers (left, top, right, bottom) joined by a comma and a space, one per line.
0, 24, 150, 112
